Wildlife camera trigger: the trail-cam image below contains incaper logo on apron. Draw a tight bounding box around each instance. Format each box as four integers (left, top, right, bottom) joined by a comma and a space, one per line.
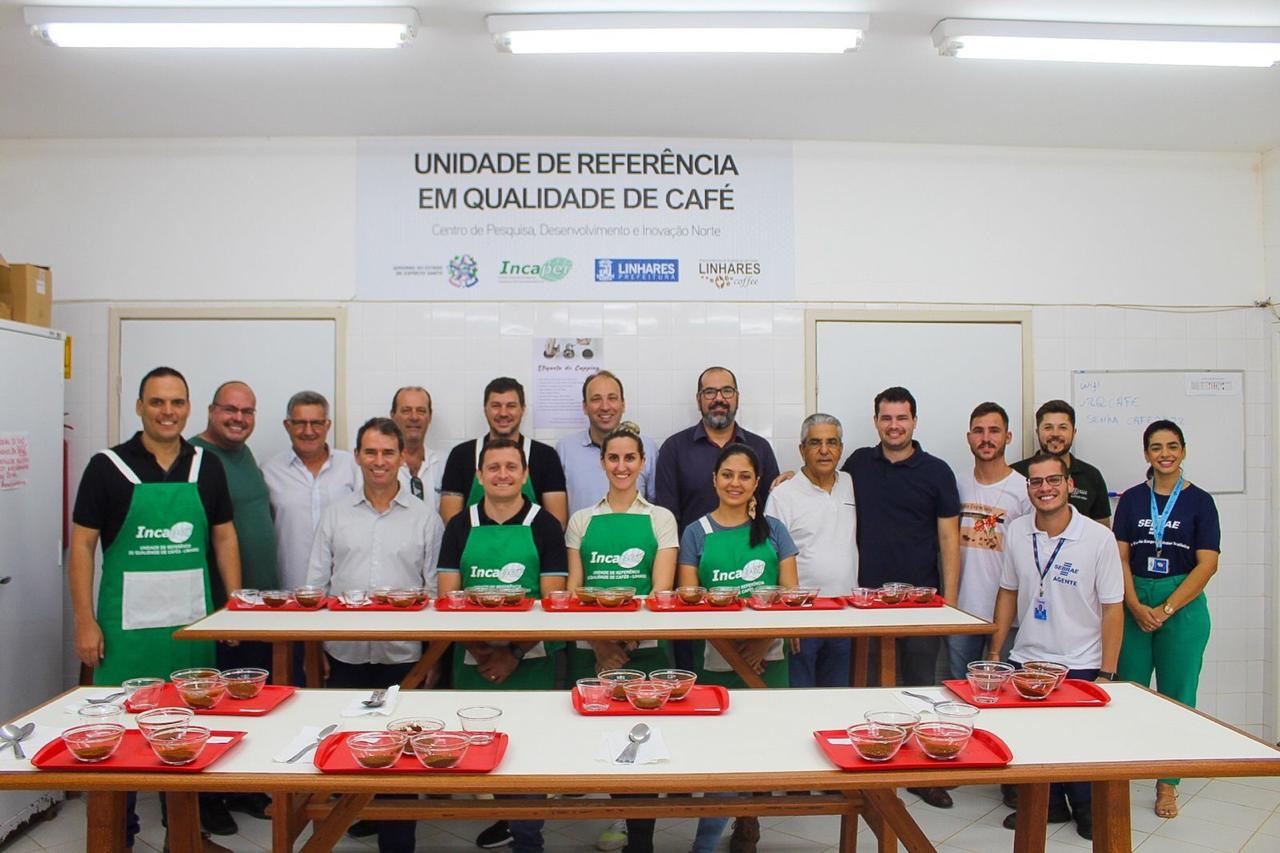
498, 562, 526, 584
135, 521, 195, 544
617, 548, 646, 569
740, 559, 766, 582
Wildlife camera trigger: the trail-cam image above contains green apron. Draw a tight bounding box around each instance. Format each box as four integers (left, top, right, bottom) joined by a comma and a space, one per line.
693, 516, 788, 688
93, 447, 216, 686
465, 436, 537, 506
568, 510, 670, 681
452, 503, 556, 690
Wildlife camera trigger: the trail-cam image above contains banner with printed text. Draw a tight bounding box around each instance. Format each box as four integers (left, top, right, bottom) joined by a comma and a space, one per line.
356, 137, 794, 301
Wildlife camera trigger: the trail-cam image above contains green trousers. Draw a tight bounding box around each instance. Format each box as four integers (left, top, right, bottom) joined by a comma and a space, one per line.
1118, 574, 1211, 786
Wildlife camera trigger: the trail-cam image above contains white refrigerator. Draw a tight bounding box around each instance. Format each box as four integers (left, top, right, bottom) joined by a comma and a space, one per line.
0, 320, 65, 838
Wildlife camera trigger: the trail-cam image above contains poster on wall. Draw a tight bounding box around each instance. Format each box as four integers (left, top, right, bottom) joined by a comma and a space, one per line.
356, 137, 794, 301
532, 337, 603, 430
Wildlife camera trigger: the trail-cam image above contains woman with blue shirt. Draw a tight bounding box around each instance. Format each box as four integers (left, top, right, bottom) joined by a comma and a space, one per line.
1113, 420, 1220, 819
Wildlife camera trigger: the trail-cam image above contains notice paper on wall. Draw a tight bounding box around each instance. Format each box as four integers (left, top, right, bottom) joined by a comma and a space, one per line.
356, 137, 795, 301
533, 338, 604, 430
0, 431, 31, 490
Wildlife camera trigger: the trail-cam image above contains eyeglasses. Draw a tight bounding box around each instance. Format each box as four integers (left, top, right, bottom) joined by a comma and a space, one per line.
1027, 474, 1067, 487
803, 438, 842, 449
214, 404, 256, 417
698, 386, 738, 400
288, 419, 328, 430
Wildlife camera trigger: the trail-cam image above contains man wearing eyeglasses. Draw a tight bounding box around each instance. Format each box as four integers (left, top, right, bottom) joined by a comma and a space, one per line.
390, 386, 444, 510
190, 380, 279, 831
989, 451, 1123, 841
764, 413, 856, 687
262, 390, 359, 590
655, 366, 780, 535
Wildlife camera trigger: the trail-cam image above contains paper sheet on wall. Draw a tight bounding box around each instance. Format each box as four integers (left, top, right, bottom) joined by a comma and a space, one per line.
0, 432, 31, 490
533, 338, 604, 430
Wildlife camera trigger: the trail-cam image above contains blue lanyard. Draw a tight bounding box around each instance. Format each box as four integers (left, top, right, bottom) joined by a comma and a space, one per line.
1148, 476, 1184, 556
1031, 533, 1066, 591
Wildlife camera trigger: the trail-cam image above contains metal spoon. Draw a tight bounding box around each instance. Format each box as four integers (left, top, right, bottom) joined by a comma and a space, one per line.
0, 724, 22, 756
361, 689, 387, 708
85, 691, 127, 705
615, 723, 651, 764
286, 723, 338, 763
1, 723, 35, 759
900, 690, 950, 709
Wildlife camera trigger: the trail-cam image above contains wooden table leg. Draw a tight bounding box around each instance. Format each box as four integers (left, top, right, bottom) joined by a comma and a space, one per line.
838, 791, 862, 853
301, 793, 374, 853
1091, 780, 1131, 853
304, 641, 323, 687
271, 792, 310, 851
84, 791, 128, 853
272, 641, 293, 685
400, 640, 452, 689
706, 639, 768, 688
877, 637, 897, 687
1013, 783, 1049, 853
863, 789, 935, 853
852, 638, 870, 687
164, 791, 202, 853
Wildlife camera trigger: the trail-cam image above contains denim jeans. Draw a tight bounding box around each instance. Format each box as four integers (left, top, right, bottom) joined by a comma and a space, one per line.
788, 637, 851, 687
494, 795, 545, 852
691, 792, 740, 853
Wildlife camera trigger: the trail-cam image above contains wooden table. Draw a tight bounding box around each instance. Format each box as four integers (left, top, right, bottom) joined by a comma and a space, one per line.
2, 684, 1277, 853
176, 600, 994, 688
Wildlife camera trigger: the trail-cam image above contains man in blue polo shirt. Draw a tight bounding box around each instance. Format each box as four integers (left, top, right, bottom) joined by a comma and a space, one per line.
842, 386, 960, 810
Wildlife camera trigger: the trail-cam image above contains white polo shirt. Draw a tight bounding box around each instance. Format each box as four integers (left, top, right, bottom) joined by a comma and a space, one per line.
397, 448, 444, 511
999, 505, 1124, 670
957, 469, 1034, 620
764, 469, 857, 596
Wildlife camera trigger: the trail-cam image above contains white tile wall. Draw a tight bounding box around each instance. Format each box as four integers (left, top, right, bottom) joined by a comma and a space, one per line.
50, 300, 1276, 740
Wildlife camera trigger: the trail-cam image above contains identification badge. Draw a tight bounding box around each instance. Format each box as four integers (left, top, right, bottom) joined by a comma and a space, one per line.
1148, 557, 1170, 575
1033, 595, 1048, 621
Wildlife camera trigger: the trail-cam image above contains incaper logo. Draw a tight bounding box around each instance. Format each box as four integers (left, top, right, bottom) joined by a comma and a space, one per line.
497, 562, 526, 584
740, 559, 766, 582
135, 521, 195, 544
498, 258, 573, 283
618, 548, 646, 569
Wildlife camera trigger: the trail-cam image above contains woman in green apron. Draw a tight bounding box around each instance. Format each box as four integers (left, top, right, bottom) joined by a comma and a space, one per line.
677, 443, 799, 689
678, 443, 799, 853
566, 423, 678, 681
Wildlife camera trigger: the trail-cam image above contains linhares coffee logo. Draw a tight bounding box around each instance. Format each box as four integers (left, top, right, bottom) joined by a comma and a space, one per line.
699, 259, 762, 290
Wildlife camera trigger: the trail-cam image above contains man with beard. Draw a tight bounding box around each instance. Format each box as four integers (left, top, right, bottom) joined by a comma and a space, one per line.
390, 386, 444, 510
1013, 400, 1111, 526
842, 386, 960, 811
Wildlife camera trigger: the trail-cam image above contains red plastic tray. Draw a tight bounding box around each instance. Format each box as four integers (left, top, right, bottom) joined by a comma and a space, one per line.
131, 684, 297, 716
435, 598, 536, 612
571, 685, 731, 716
848, 594, 945, 609
328, 598, 431, 612
748, 596, 846, 611
813, 728, 1012, 771
542, 597, 642, 613
644, 598, 744, 612
226, 598, 329, 612
941, 678, 1110, 708
313, 731, 508, 773
32, 730, 245, 772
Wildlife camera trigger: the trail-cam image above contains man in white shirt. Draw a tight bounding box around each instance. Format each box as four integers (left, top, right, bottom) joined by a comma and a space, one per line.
391, 386, 444, 511
262, 391, 360, 589
988, 452, 1123, 841
948, 402, 1034, 679
556, 370, 658, 516
765, 413, 856, 687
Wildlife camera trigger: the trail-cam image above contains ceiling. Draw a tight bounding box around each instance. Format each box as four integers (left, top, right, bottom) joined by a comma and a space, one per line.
2, 0, 1279, 150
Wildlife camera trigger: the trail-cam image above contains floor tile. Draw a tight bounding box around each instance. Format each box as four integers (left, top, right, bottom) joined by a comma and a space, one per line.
1135, 837, 1221, 852
1177, 798, 1271, 833
902, 803, 979, 843
1152, 813, 1258, 851
1256, 813, 1280, 838
1197, 780, 1280, 812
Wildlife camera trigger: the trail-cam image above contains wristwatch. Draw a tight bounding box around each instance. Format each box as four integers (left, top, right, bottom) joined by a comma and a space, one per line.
509, 645, 526, 662
1162, 602, 1175, 616
1097, 670, 1116, 680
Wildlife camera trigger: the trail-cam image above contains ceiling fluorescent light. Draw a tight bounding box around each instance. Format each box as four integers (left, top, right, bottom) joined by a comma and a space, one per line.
932, 19, 1280, 67
24, 6, 419, 49
487, 12, 868, 55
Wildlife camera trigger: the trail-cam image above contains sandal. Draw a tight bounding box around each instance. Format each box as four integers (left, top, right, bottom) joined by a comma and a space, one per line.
1155, 782, 1179, 818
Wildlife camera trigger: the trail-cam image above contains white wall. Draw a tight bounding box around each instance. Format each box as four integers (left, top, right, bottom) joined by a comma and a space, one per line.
5, 137, 1274, 740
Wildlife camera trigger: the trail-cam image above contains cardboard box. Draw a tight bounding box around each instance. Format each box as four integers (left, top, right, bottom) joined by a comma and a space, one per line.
0, 262, 52, 327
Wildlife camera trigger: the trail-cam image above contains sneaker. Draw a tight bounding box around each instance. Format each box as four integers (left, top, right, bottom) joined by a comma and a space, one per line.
596, 819, 628, 851
199, 796, 237, 837
1074, 808, 1093, 840
477, 820, 513, 849
729, 817, 760, 853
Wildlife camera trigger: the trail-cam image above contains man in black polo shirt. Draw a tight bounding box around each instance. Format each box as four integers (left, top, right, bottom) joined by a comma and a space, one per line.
842, 386, 959, 810
69, 366, 241, 850
1012, 400, 1111, 527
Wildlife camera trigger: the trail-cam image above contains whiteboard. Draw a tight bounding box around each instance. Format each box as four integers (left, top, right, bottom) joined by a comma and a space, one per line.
1070, 370, 1244, 494
112, 312, 345, 463
810, 313, 1030, 477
